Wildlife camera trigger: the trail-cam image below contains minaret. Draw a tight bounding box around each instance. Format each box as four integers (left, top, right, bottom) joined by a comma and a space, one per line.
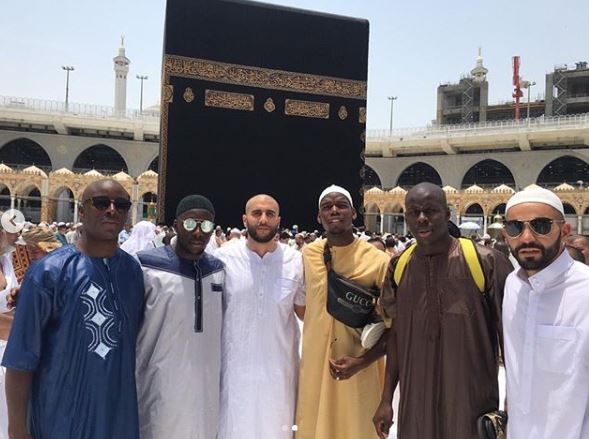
113, 36, 130, 115
471, 48, 489, 123
471, 47, 488, 83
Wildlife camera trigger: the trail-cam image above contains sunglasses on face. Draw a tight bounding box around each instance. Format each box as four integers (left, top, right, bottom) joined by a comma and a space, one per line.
182, 218, 215, 233
504, 217, 565, 238
84, 196, 132, 212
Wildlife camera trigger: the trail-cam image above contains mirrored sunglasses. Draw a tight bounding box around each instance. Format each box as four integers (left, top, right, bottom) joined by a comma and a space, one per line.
504, 217, 565, 238
183, 218, 215, 233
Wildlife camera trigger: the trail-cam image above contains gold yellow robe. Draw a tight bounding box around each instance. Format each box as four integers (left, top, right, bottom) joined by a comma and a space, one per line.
296, 238, 390, 439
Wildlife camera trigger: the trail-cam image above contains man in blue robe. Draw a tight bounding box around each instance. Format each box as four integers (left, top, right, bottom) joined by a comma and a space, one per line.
2, 179, 144, 439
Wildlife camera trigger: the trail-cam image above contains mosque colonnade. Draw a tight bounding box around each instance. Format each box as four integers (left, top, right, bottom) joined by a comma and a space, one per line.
0, 131, 159, 178
0, 164, 158, 224
363, 183, 589, 236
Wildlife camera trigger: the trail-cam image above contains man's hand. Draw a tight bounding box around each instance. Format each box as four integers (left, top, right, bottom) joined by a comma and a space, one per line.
7, 286, 20, 309
328, 356, 365, 380
373, 399, 394, 439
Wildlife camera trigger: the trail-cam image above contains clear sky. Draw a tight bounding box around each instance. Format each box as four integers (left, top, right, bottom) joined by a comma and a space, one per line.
2, 0, 588, 129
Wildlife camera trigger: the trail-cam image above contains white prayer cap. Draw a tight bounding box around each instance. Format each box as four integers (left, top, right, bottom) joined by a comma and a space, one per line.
505, 187, 565, 217
230, 228, 241, 235
318, 184, 353, 208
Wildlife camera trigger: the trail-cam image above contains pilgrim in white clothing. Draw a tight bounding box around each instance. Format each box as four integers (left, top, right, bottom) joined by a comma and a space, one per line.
216, 240, 305, 439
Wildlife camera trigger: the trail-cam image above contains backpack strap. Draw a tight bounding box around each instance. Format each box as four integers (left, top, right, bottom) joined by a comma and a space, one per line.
458, 237, 486, 293
393, 243, 416, 287
392, 238, 485, 293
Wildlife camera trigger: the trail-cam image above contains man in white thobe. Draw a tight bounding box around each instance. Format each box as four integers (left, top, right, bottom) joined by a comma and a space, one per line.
136, 195, 225, 439
216, 194, 305, 439
502, 187, 589, 439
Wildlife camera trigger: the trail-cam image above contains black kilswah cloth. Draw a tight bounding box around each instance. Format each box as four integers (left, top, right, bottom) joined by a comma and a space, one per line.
176, 195, 215, 218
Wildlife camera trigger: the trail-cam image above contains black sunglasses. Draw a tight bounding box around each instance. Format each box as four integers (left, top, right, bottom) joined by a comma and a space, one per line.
504, 217, 565, 238
84, 196, 132, 212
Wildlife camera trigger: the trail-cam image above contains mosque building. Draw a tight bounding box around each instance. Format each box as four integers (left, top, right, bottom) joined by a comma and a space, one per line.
364, 52, 589, 235
0, 45, 588, 233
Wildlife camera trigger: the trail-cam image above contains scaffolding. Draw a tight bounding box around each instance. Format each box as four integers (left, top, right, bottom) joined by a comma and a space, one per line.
461, 77, 474, 123
553, 69, 567, 116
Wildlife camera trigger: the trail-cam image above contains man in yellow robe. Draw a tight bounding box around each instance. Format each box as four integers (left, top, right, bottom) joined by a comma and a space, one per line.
296, 185, 390, 439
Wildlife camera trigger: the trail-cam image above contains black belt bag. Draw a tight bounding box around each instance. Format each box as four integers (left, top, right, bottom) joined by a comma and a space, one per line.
324, 243, 379, 328
477, 410, 507, 439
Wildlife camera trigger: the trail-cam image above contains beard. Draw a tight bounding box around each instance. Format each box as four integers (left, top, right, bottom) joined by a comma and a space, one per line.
513, 237, 562, 271
247, 222, 279, 244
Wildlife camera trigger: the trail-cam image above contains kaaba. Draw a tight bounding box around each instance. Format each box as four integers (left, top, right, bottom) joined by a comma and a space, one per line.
159, 0, 369, 230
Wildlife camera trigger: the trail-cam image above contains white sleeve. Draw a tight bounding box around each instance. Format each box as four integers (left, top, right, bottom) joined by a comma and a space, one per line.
293, 254, 306, 306
0, 288, 10, 313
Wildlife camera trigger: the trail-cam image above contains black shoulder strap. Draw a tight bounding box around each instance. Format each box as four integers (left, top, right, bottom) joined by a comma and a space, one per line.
323, 241, 333, 271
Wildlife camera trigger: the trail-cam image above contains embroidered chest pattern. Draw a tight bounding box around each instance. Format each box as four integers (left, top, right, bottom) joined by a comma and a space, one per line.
81, 282, 119, 359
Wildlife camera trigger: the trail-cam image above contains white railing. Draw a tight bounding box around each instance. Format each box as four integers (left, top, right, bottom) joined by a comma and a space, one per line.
367, 112, 589, 141
0, 95, 160, 121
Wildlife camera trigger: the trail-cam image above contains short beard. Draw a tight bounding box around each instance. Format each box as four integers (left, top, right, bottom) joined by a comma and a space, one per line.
247, 224, 279, 244
513, 236, 562, 271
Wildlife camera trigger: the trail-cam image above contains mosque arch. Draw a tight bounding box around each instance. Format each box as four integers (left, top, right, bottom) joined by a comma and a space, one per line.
383, 202, 403, 214
562, 202, 579, 230
0, 138, 52, 171
16, 185, 42, 223
536, 156, 589, 187
562, 202, 577, 215
52, 186, 76, 223
490, 203, 507, 215
461, 203, 484, 233
464, 203, 483, 215
73, 144, 128, 174
382, 203, 405, 235
396, 162, 442, 188
0, 185, 11, 210
461, 159, 515, 189
362, 165, 382, 188
364, 202, 380, 233
148, 156, 159, 173
139, 192, 158, 220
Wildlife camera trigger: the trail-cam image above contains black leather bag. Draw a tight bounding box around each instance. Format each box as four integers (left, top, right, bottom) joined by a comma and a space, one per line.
323, 243, 379, 328
477, 410, 507, 439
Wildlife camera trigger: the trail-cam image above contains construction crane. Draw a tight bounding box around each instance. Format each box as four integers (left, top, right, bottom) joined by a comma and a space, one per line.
512, 56, 523, 120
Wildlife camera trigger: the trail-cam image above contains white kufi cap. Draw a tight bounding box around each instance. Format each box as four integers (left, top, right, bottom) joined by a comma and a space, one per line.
318, 184, 353, 208
505, 187, 564, 217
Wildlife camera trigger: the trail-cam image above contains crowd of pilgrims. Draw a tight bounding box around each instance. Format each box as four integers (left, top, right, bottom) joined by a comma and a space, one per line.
10, 218, 584, 266
1, 178, 589, 439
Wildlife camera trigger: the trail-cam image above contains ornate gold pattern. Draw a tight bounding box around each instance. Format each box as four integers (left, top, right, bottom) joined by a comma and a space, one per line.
162, 85, 174, 103
264, 98, 276, 113
360, 131, 366, 143
284, 99, 330, 119
158, 80, 171, 219
338, 106, 348, 120
183, 87, 195, 103
205, 90, 254, 111
359, 107, 366, 124
164, 55, 367, 100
